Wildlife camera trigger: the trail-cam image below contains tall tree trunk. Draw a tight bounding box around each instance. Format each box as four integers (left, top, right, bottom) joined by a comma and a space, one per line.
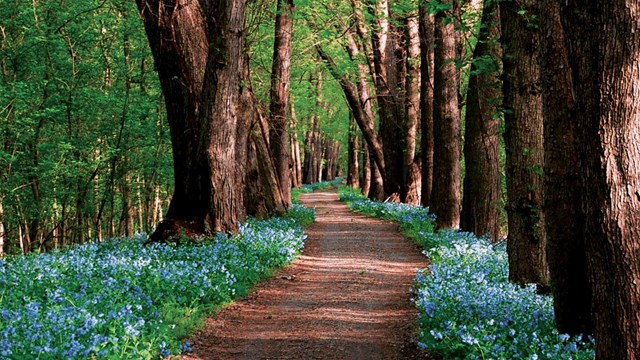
432, 1, 461, 229
137, 0, 255, 239
562, 1, 640, 356
347, 115, 360, 188
269, 0, 294, 208
539, 0, 593, 336
369, 0, 406, 198
419, 5, 434, 207
403, 14, 420, 204
500, 0, 549, 287
136, 0, 210, 239
461, 1, 502, 240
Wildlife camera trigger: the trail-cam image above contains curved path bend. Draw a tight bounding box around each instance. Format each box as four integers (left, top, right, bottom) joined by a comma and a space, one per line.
182, 191, 429, 360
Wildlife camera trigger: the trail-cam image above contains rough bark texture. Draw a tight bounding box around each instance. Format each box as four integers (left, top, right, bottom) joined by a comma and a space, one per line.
561, 1, 640, 357
200, 0, 252, 232
539, 0, 592, 336
244, 88, 287, 219
369, 0, 406, 198
419, 6, 434, 208
432, 2, 461, 229
137, 0, 279, 239
403, 15, 421, 205
269, 0, 294, 208
500, 0, 549, 287
136, 0, 210, 240
461, 1, 501, 240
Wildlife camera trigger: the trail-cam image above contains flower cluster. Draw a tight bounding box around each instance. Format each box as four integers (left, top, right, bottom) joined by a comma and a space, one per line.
338, 188, 595, 359
0, 205, 313, 359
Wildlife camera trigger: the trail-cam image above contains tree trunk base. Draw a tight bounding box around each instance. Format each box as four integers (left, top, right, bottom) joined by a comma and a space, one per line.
147, 218, 208, 244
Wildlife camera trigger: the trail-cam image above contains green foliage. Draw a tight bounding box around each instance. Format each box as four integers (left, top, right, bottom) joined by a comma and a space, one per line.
0, 0, 172, 253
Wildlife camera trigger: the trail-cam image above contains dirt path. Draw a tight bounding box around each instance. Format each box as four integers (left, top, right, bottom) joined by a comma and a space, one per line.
182, 191, 429, 360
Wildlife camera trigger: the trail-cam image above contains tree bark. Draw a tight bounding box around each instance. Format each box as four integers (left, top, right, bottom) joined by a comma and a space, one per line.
561, 1, 640, 356
269, 0, 294, 208
347, 115, 360, 188
419, 5, 434, 208
137, 0, 260, 239
369, 151, 385, 201
403, 14, 420, 204
432, 1, 461, 229
500, 0, 549, 287
136, 0, 210, 240
539, 0, 593, 336
461, 1, 502, 240
369, 0, 406, 198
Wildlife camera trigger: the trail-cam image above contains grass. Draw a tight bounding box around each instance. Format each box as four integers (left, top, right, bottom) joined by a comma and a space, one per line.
0, 204, 315, 359
338, 187, 595, 360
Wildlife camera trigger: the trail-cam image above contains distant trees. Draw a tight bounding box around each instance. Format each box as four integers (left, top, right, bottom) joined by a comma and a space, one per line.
0, 0, 172, 254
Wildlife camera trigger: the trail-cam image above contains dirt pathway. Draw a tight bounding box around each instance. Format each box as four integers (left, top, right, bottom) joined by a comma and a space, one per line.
182, 191, 429, 360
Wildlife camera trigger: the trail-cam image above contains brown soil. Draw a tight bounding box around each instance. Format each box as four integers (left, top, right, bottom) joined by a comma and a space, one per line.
181, 191, 429, 360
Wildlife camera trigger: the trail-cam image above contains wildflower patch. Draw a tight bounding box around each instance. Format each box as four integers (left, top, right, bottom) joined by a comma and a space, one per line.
0, 204, 313, 359
339, 188, 595, 359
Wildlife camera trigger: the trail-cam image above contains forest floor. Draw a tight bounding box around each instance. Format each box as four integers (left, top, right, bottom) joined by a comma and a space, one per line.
181, 191, 430, 360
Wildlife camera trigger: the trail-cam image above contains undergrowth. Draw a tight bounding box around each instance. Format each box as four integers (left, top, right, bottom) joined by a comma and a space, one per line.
338, 187, 595, 360
0, 205, 314, 359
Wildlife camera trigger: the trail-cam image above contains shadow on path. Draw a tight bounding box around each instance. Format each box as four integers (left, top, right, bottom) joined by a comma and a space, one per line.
182, 191, 429, 360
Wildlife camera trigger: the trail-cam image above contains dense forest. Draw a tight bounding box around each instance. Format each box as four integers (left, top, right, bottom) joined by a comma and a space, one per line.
1, 0, 639, 358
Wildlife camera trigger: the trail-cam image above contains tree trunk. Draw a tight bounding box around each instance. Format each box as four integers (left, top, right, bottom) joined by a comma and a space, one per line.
419, 6, 434, 208
269, 0, 294, 208
539, 0, 593, 336
289, 100, 303, 188
500, 0, 549, 287
317, 43, 386, 178
369, 152, 385, 201
347, 115, 360, 188
137, 0, 256, 239
461, 1, 502, 240
136, 0, 210, 240
562, 1, 640, 356
403, 14, 420, 203
432, 1, 461, 229
303, 75, 323, 184
369, 0, 406, 198
405, 160, 421, 205
361, 141, 371, 196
